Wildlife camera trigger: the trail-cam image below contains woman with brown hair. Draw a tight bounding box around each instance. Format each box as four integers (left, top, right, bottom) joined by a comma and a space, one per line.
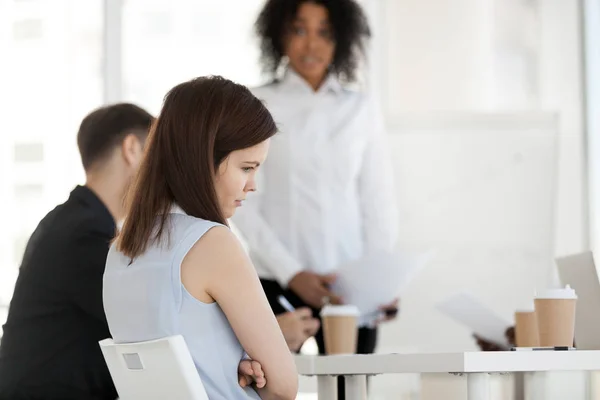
102, 76, 297, 399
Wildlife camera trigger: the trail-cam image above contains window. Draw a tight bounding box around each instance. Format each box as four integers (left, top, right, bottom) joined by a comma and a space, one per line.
13, 143, 44, 163
122, 0, 265, 114
12, 235, 30, 267
12, 18, 44, 41
0, 0, 103, 319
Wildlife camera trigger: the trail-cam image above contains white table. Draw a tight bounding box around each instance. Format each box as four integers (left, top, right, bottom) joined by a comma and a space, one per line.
295, 351, 600, 400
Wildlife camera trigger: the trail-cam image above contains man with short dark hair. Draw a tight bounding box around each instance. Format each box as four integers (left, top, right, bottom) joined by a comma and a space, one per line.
0, 103, 153, 400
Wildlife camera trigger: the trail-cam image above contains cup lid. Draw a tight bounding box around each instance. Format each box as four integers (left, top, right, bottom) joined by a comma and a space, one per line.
320, 304, 360, 317
535, 285, 577, 300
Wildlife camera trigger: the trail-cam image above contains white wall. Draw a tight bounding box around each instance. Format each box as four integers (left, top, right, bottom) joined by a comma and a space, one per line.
366, 0, 587, 327
381, 112, 558, 353
381, 0, 496, 113
583, 0, 600, 252
363, 0, 588, 398
537, 0, 588, 258
372, 0, 542, 114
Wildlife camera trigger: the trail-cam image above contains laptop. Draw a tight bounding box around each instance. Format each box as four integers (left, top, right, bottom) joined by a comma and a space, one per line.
555, 251, 600, 350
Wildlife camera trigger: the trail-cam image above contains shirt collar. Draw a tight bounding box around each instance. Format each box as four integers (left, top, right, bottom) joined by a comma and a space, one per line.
170, 204, 234, 227
279, 68, 343, 96
70, 185, 116, 235
170, 204, 186, 215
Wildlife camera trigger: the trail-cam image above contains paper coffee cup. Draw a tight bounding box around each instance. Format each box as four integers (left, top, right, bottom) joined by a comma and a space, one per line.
320, 305, 359, 355
514, 302, 539, 347
534, 285, 577, 347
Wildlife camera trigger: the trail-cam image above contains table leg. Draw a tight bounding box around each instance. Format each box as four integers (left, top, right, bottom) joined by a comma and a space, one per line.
514, 372, 525, 400
344, 375, 367, 400
317, 375, 337, 400
467, 373, 490, 400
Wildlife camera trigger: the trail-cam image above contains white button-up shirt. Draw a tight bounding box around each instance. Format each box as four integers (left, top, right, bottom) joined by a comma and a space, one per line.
232, 70, 398, 286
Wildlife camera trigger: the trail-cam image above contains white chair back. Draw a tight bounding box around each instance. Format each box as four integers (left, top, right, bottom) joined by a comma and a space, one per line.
99, 335, 209, 400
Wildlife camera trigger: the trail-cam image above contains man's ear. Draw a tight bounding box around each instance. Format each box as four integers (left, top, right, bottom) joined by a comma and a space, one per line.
121, 133, 143, 167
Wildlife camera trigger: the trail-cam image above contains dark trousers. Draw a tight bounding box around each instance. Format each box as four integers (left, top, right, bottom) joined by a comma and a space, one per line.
260, 279, 377, 400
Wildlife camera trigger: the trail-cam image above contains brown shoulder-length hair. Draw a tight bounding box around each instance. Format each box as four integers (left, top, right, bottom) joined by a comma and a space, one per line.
116, 76, 277, 259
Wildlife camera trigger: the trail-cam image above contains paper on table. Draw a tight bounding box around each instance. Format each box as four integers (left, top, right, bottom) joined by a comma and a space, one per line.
436, 292, 512, 347
331, 249, 437, 327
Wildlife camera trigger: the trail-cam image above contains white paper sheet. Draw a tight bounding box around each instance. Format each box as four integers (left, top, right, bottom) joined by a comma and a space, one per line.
331, 249, 436, 327
436, 292, 512, 347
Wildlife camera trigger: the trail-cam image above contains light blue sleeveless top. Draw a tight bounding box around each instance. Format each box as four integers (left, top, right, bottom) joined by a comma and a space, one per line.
103, 207, 261, 399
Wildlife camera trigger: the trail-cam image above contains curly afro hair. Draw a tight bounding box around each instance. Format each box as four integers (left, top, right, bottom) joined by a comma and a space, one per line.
255, 0, 371, 83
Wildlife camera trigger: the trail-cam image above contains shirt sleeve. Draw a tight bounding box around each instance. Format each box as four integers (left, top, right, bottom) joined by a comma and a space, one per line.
231, 172, 304, 287
67, 229, 111, 324
357, 95, 399, 252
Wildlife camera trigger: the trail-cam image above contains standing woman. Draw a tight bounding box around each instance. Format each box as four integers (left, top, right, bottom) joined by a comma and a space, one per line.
232, 0, 398, 396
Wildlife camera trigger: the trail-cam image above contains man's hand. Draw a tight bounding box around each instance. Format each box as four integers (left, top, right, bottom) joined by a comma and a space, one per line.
287, 271, 341, 309
474, 326, 515, 351
277, 308, 320, 352
505, 326, 515, 346
238, 359, 266, 389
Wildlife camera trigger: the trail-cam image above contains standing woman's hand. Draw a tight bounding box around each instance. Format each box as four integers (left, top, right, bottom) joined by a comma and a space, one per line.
287, 271, 342, 308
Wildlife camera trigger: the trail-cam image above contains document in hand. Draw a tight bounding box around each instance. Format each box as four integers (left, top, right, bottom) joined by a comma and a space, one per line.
436, 292, 512, 347
332, 249, 436, 327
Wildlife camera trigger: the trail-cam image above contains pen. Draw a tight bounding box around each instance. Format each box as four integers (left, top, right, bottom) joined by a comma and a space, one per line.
510, 346, 575, 351
362, 307, 399, 319
277, 295, 296, 313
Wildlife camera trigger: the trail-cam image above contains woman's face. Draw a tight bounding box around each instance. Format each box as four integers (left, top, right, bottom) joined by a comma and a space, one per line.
284, 2, 335, 89
214, 139, 270, 219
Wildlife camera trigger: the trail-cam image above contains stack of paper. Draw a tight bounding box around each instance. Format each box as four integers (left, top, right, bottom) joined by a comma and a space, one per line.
332, 249, 437, 326
436, 292, 512, 347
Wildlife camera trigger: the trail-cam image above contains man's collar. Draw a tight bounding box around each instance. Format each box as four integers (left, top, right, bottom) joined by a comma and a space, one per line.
71, 185, 116, 235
